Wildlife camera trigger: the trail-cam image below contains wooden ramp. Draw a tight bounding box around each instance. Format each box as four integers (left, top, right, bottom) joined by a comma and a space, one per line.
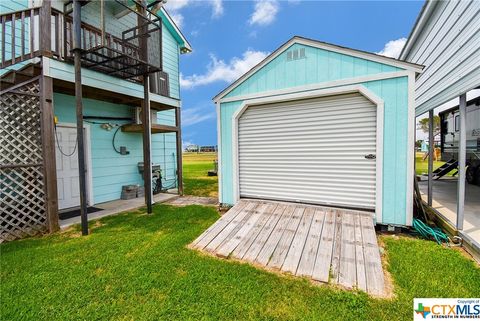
190, 199, 385, 296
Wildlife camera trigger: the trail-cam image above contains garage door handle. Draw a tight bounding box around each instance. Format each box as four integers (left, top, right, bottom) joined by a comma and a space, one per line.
364, 154, 376, 160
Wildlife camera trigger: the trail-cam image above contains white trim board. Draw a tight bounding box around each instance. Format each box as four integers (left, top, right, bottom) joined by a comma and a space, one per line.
406, 72, 416, 226
217, 70, 410, 104
230, 84, 385, 223
214, 36, 424, 101
43, 58, 181, 108
215, 102, 223, 204
56, 122, 95, 208
160, 7, 192, 52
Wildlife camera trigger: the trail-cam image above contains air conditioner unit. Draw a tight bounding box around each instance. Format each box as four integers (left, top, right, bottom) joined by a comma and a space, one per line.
134, 107, 158, 124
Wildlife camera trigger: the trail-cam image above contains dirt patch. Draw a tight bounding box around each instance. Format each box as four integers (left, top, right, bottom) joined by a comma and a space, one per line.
166, 196, 218, 207
377, 236, 396, 300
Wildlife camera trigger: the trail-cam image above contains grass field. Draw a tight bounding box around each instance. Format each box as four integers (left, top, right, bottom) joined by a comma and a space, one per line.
182, 152, 453, 196
414, 152, 456, 176
1, 204, 479, 320
183, 152, 218, 198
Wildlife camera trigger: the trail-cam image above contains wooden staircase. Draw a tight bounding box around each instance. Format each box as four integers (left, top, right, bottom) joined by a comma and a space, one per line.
0, 63, 42, 92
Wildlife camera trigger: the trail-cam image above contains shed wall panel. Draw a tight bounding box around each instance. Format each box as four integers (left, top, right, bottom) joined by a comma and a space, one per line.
220, 77, 410, 225
224, 43, 401, 99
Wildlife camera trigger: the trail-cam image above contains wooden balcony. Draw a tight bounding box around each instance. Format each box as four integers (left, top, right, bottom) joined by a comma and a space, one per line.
0, 5, 170, 97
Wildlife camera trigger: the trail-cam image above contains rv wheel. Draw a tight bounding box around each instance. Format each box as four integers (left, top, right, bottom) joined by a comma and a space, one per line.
466, 166, 476, 184
475, 167, 480, 186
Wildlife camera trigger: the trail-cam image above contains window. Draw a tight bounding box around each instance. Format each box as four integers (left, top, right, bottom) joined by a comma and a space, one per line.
287, 51, 293, 61
454, 115, 459, 132
299, 48, 305, 58
292, 49, 299, 60
286, 48, 306, 61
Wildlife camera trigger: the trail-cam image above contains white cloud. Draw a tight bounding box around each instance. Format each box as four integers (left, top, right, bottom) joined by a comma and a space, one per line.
210, 0, 224, 18
165, 0, 190, 11
169, 12, 184, 29
376, 37, 407, 58
182, 106, 216, 126
182, 140, 195, 148
249, 0, 279, 26
180, 49, 269, 89
165, 0, 223, 25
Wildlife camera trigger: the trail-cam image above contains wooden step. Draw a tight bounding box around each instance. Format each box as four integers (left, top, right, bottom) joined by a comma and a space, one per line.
0, 63, 42, 92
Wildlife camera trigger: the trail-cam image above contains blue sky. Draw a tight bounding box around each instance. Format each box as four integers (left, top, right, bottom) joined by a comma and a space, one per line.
169, 0, 424, 147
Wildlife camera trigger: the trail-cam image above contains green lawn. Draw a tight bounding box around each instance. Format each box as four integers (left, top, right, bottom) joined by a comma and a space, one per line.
1, 205, 479, 320
183, 152, 218, 197
415, 152, 449, 176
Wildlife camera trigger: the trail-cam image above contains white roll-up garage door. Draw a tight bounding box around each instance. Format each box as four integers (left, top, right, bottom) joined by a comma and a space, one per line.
238, 93, 377, 209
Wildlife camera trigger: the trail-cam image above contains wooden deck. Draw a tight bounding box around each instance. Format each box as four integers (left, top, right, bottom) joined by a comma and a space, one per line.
190, 199, 385, 296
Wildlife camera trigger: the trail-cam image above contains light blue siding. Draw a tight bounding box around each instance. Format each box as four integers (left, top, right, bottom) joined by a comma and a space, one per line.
81, 2, 136, 39
162, 23, 180, 99
46, 58, 181, 108
225, 43, 400, 98
219, 43, 411, 226
80, 1, 180, 99
1, 1, 181, 99
364, 77, 409, 225
54, 93, 177, 204
0, 0, 31, 74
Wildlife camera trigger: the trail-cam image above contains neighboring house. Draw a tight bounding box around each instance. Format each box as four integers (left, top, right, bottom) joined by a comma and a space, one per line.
0, 0, 191, 241
400, 0, 480, 256
214, 36, 423, 227
185, 144, 199, 152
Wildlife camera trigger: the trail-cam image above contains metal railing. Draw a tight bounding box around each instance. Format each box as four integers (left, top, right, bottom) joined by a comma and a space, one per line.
0, 6, 170, 97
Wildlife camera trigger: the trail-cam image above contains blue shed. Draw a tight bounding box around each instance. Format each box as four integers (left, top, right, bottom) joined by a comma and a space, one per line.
214, 36, 423, 227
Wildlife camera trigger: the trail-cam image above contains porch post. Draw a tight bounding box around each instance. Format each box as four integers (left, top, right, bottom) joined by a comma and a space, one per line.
39, 0, 51, 57
142, 77, 153, 214
456, 93, 467, 230
73, 0, 89, 235
137, 1, 153, 213
40, 74, 59, 233
427, 109, 434, 206
100, 0, 106, 46
175, 107, 183, 195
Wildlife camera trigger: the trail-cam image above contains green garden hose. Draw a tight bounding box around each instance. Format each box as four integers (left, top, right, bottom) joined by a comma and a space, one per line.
412, 218, 450, 245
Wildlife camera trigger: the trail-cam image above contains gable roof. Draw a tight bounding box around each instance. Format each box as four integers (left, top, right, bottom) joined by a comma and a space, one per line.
399, 0, 435, 60
213, 36, 424, 101
158, 7, 192, 53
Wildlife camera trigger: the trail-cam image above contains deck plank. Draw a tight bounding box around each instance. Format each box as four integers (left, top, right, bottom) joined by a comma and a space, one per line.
354, 213, 367, 292
232, 202, 278, 259
330, 209, 343, 283
282, 207, 315, 274
268, 206, 305, 269
243, 204, 287, 262
255, 205, 296, 266
204, 201, 258, 252
191, 201, 247, 250
216, 202, 267, 257
312, 208, 336, 282
360, 214, 385, 296
190, 199, 384, 297
338, 212, 356, 289
296, 208, 326, 277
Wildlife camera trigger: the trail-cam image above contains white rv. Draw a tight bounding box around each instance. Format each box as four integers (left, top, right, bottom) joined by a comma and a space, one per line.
439, 97, 480, 185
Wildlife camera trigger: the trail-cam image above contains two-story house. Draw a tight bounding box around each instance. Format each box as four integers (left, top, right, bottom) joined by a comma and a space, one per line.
0, 0, 191, 241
